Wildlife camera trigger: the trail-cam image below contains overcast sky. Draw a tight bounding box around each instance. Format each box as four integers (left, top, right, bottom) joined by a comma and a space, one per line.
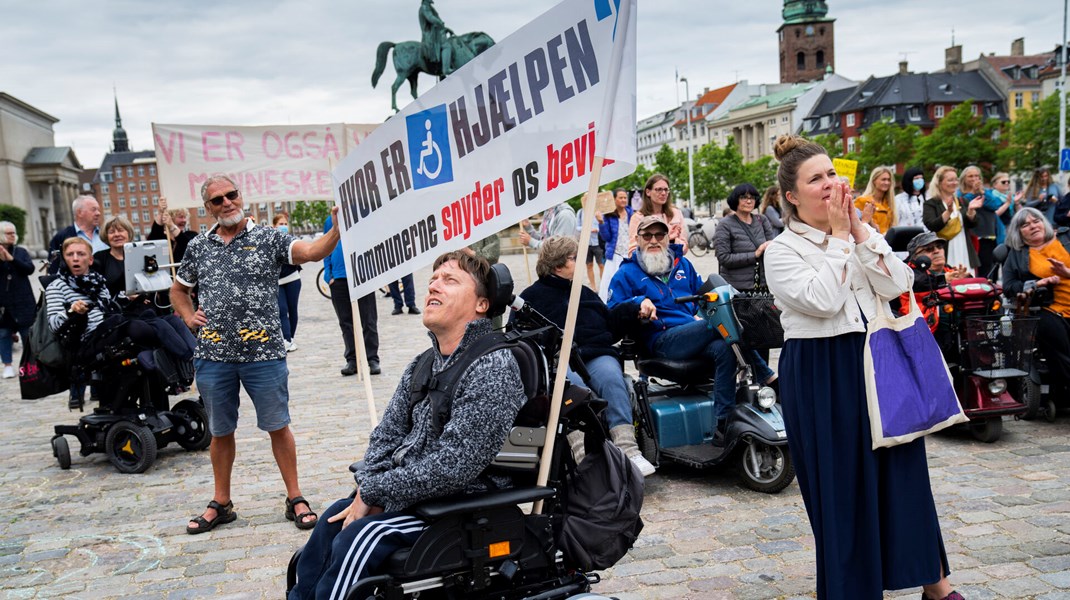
1, 0, 1056, 168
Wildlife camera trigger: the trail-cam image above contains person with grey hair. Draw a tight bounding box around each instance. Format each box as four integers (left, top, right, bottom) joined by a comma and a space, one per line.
516, 236, 655, 476
1002, 207, 1070, 384
171, 174, 343, 535
92, 216, 154, 314
0, 221, 35, 379
48, 195, 107, 274
148, 196, 198, 262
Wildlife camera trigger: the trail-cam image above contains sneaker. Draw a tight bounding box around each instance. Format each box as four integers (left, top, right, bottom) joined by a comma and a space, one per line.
629, 453, 656, 477
2, 365, 14, 379
407, 306, 421, 315
391, 307, 403, 315
340, 362, 357, 376
286, 340, 298, 352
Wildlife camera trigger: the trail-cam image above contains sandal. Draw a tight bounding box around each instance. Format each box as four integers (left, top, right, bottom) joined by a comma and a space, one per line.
186, 499, 237, 535
285, 496, 318, 530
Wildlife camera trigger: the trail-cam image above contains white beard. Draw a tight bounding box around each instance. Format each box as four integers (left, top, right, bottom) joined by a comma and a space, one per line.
217, 212, 245, 227
639, 248, 672, 276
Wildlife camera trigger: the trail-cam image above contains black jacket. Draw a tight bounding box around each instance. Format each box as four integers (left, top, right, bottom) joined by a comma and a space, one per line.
922, 197, 979, 268
1002, 228, 1070, 297
517, 275, 630, 362
147, 221, 198, 263
0, 244, 37, 328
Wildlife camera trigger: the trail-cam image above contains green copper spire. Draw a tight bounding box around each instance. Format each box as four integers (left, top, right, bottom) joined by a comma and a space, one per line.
783, 0, 829, 24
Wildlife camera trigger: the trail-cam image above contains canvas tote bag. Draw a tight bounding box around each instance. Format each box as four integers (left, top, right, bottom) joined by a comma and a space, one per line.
863, 289, 968, 449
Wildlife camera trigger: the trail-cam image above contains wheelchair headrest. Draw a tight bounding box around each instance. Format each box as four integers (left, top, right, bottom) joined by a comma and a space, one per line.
884, 226, 925, 253
486, 263, 514, 319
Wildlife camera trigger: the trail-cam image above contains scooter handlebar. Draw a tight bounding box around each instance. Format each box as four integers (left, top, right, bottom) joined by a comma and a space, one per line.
675, 295, 700, 304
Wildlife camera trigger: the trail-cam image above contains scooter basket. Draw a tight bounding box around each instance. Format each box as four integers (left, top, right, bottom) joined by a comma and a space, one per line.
963, 316, 1038, 377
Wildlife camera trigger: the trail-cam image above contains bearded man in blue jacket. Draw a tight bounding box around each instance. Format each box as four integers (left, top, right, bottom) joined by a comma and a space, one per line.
607, 216, 777, 443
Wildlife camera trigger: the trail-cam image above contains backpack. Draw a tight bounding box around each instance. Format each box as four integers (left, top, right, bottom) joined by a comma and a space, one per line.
29, 292, 67, 370
555, 421, 645, 571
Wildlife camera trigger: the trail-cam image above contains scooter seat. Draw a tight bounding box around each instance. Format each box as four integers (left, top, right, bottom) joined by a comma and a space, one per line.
638, 357, 715, 385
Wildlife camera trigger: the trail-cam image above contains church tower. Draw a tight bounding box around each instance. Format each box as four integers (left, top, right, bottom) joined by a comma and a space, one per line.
777, 0, 835, 83
111, 92, 130, 153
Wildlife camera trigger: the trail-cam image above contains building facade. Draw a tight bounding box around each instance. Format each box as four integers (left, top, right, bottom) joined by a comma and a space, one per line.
777, 0, 835, 84
0, 92, 82, 252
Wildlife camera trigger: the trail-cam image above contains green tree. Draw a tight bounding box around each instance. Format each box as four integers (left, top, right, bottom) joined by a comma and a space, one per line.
290, 200, 332, 233
811, 133, 844, 159
693, 140, 742, 208
605, 162, 652, 193
853, 121, 920, 185
653, 144, 690, 201
999, 92, 1068, 171
913, 101, 1001, 176
0, 204, 27, 241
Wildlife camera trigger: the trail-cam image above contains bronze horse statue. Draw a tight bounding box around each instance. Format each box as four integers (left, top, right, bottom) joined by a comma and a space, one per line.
371, 32, 495, 112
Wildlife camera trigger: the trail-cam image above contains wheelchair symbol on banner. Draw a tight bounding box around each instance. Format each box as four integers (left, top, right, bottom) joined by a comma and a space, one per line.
416, 119, 443, 180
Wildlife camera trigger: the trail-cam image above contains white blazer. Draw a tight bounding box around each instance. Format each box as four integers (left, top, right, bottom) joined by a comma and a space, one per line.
765, 220, 913, 340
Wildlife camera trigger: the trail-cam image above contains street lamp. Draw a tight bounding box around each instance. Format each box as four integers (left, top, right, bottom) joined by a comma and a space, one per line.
679, 77, 696, 213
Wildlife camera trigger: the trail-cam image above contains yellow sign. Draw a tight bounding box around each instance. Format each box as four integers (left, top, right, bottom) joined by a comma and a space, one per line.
832, 158, 859, 189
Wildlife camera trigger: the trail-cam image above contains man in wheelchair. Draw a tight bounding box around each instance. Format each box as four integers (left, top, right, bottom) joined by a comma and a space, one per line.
288, 251, 528, 600
45, 237, 196, 411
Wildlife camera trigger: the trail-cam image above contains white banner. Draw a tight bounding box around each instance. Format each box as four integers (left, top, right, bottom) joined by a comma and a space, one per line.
151, 123, 379, 208
333, 0, 636, 298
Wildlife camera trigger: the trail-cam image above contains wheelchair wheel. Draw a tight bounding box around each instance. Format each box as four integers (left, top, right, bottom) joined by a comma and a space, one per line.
51, 435, 71, 470
172, 399, 211, 451
317, 267, 332, 299
105, 422, 158, 474
1044, 399, 1057, 423
1021, 379, 1043, 420
969, 417, 1003, 443
738, 441, 794, 494
688, 232, 708, 257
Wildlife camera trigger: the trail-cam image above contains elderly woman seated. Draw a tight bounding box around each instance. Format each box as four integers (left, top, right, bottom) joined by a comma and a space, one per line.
1002, 207, 1070, 386
92, 215, 161, 315
514, 236, 655, 476
46, 237, 195, 409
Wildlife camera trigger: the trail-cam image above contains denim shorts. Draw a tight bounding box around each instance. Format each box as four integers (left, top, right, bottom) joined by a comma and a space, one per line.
194, 358, 290, 436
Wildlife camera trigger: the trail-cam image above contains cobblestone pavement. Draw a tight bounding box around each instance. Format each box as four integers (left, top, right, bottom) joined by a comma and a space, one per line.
1, 252, 1069, 599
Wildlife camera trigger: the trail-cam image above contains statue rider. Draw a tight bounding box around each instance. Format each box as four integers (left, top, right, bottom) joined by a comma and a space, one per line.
419, 0, 454, 76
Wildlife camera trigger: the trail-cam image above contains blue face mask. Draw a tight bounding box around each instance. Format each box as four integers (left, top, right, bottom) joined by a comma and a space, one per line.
912, 178, 925, 191
277, 225, 289, 234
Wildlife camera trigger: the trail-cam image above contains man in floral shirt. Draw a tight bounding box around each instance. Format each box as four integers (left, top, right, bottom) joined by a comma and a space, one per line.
172, 175, 341, 535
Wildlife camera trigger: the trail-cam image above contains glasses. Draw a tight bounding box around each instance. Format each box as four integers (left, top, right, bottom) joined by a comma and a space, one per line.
651, 187, 670, 194
206, 190, 240, 206
997, 180, 1010, 185
917, 244, 943, 254
639, 231, 667, 241
738, 195, 756, 201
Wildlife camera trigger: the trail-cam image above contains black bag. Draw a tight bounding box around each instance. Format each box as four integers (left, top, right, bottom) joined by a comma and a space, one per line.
28, 293, 68, 370
733, 262, 785, 350
556, 428, 644, 571
19, 347, 68, 400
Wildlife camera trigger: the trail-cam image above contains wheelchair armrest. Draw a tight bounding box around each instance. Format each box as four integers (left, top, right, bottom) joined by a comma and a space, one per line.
409, 485, 556, 521
349, 460, 365, 473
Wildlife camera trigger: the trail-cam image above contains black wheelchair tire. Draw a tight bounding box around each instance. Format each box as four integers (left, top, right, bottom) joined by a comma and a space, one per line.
52, 435, 71, 470
105, 421, 158, 474
172, 399, 212, 451
969, 417, 1003, 443
737, 441, 795, 494
1021, 378, 1043, 420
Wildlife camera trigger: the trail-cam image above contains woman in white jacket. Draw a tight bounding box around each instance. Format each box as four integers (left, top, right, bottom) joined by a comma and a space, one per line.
765, 135, 961, 600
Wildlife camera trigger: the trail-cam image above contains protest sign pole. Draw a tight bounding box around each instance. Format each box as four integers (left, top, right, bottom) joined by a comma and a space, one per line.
350, 293, 379, 427
532, 156, 603, 514
520, 231, 533, 285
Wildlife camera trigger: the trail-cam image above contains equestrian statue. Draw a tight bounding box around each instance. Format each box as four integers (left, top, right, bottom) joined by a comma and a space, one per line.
371, 0, 495, 112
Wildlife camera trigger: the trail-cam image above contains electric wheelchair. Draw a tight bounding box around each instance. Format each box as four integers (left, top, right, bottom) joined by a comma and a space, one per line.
49, 327, 210, 474
285, 264, 623, 600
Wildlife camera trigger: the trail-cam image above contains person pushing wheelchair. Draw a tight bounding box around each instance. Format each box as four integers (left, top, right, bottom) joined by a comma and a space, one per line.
288, 251, 526, 600
607, 216, 777, 445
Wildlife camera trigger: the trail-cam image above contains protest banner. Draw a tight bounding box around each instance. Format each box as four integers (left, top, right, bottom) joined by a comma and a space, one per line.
331, 0, 637, 300
151, 123, 378, 208
833, 157, 859, 189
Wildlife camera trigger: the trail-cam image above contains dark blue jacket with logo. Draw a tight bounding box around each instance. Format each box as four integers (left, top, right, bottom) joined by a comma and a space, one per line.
606, 243, 702, 351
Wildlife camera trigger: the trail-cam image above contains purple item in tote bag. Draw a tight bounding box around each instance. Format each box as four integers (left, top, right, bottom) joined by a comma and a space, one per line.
863, 290, 967, 449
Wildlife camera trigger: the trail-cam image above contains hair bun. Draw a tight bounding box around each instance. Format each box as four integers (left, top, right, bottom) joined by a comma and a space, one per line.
773, 135, 804, 161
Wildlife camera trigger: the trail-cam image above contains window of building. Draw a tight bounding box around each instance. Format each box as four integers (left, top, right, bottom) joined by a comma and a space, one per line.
142, 210, 150, 222
149, 166, 156, 176
820, 116, 830, 129
103, 200, 111, 210
934, 105, 945, 118
118, 197, 126, 208
137, 166, 145, 177
986, 104, 999, 117
141, 196, 148, 206
847, 136, 857, 153
152, 194, 158, 204
114, 168, 122, 179
199, 224, 208, 234
140, 182, 147, 192
781, 115, 789, 123
846, 113, 856, 127
198, 207, 207, 217
816, 50, 825, 68
102, 172, 112, 183
150, 181, 158, 191
796, 52, 805, 71
768, 118, 776, 126
116, 182, 124, 193
1014, 93, 1023, 108
881, 107, 895, 121
1032, 92, 1040, 106
908, 106, 921, 121
127, 167, 134, 177
102, 183, 109, 193
131, 212, 139, 223
971, 104, 978, 116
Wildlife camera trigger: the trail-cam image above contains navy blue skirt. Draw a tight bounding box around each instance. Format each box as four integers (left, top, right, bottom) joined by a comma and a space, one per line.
780, 332, 948, 598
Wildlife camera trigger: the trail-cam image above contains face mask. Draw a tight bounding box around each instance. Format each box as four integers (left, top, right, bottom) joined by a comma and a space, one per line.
912, 178, 925, 192
277, 225, 289, 234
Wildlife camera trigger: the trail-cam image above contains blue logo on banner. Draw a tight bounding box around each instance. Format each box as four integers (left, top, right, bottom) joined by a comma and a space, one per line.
594, 0, 621, 38
1061, 148, 1070, 172
406, 105, 454, 190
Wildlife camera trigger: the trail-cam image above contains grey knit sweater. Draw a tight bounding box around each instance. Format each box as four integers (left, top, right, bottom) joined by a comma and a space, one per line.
355, 318, 526, 513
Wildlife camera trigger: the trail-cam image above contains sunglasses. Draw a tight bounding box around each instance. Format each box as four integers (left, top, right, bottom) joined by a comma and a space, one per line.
639, 231, 667, 241
206, 190, 240, 206
997, 180, 1010, 185
651, 187, 670, 194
